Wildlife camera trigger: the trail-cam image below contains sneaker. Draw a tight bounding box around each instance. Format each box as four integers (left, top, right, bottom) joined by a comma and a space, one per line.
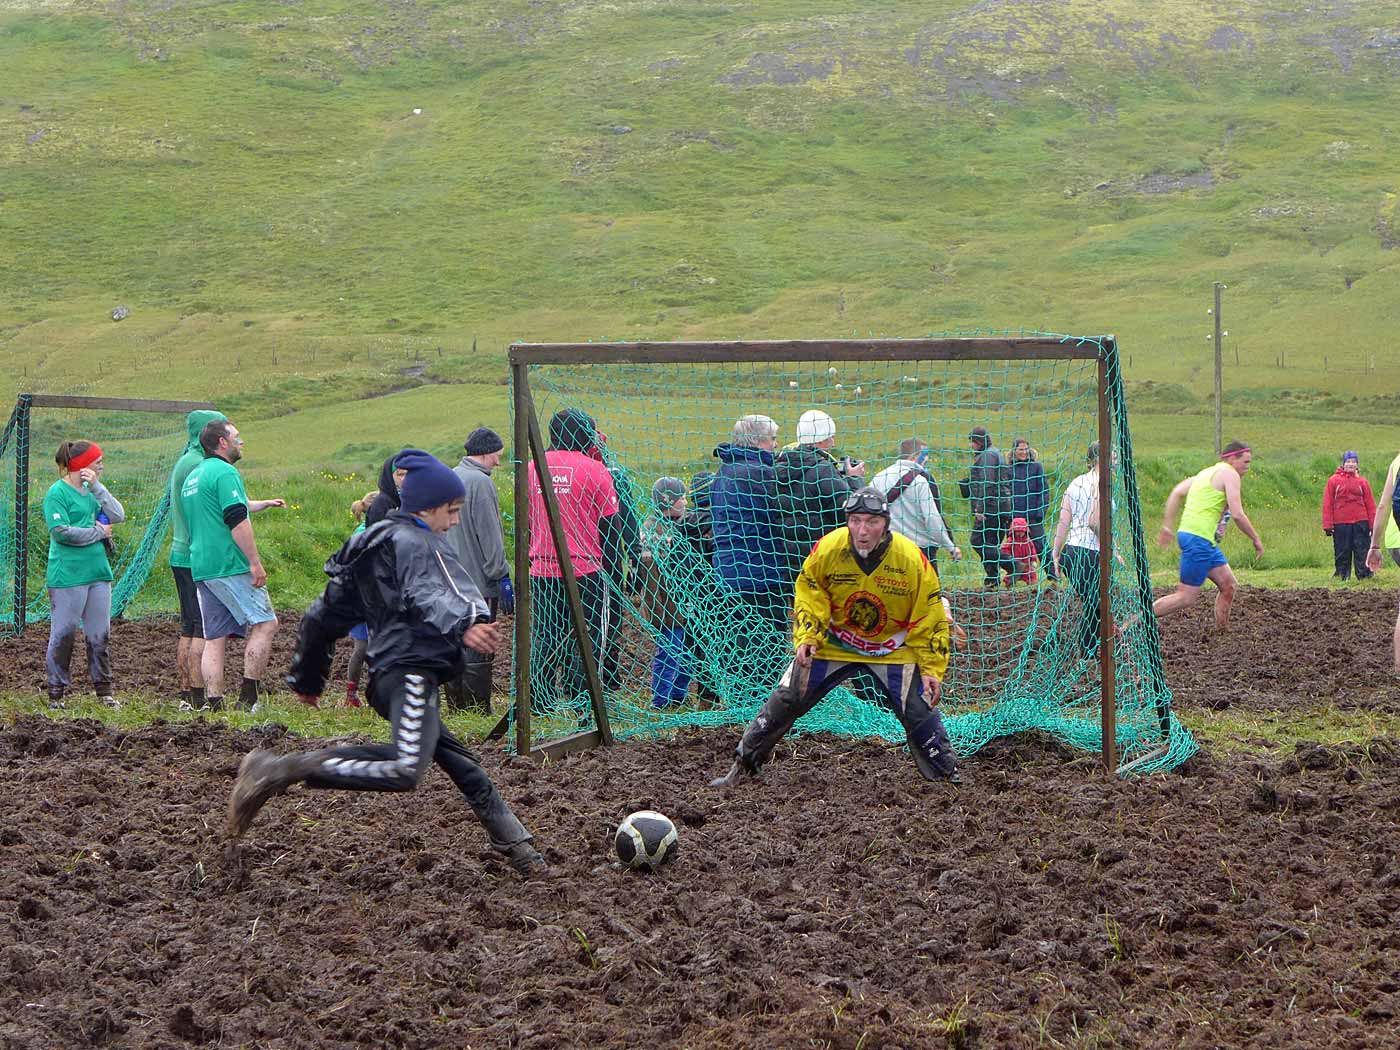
708, 758, 758, 788
96, 694, 120, 709
504, 841, 549, 877
227, 750, 302, 838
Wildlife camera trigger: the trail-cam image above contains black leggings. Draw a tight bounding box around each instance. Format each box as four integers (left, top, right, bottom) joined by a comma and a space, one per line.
1061, 545, 1103, 660
302, 667, 530, 850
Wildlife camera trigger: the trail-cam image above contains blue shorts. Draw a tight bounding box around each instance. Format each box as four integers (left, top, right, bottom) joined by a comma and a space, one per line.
1177, 531, 1229, 587
197, 574, 277, 639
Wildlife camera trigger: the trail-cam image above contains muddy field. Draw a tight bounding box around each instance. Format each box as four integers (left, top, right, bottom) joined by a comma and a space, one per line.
3, 588, 1400, 1048
3, 587, 1397, 716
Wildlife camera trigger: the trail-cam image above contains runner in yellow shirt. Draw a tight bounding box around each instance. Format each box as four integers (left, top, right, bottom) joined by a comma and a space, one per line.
1152, 441, 1264, 631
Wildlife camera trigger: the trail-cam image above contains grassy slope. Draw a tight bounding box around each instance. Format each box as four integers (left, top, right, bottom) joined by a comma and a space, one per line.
3, 0, 1400, 610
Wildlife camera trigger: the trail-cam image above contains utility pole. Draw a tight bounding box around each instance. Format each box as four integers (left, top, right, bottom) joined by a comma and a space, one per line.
1212, 282, 1225, 458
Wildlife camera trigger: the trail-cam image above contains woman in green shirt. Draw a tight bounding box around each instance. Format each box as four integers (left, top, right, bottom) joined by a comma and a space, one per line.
43, 440, 125, 705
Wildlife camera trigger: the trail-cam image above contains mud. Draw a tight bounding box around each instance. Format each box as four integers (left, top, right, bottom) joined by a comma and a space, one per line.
4, 589, 1400, 1046
3, 716, 1400, 1048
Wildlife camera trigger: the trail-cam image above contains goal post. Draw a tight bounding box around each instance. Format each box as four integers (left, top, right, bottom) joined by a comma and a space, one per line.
504, 334, 1193, 775
0, 393, 215, 637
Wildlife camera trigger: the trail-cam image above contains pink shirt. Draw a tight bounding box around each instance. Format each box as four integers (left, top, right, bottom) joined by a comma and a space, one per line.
527, 451, 619, 577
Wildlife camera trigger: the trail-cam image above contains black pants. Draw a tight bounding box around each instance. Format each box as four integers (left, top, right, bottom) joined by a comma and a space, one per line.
736, 658, 957, 777
443, 597, 499, 711
302, 667, 531, 850
1061, 545, 1103, 660
1332, 523, 1374, 580
529, 572, 611, 714
972, 512, 1014, 587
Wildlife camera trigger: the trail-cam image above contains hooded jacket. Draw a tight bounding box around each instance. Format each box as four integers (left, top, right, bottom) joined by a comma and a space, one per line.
1322, 467, 1377, 529
167, 409, 227, 569
710, 443, 788, 591
287, 511, 491, 695
366, 449, 412, 526
444, 456, 508, 597
775, 443, 862, 568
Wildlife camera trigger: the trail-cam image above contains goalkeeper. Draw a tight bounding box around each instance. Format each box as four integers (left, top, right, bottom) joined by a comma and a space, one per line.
710, 487, 960, 787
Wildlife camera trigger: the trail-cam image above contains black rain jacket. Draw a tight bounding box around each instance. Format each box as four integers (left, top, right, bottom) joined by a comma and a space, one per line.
287, 511, 490, 695
775, 444, 861, 570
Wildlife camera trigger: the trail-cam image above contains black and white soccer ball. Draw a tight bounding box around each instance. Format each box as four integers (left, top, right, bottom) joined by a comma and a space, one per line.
614, 810, 678, 871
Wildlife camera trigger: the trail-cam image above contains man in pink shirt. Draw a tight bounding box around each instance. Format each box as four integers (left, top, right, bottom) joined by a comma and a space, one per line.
527, 408, 621, 715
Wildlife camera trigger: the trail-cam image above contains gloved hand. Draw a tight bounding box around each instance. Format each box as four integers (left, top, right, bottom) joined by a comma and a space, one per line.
498, 573, 515, 616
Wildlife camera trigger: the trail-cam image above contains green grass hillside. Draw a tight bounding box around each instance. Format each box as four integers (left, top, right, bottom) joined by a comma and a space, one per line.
3, 0, 1400, 406
3, 0, 1400, 613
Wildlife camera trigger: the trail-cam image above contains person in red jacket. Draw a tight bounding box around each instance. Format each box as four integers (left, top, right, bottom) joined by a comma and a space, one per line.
1322, 450, 1377, 581
999, 516, 1040, 586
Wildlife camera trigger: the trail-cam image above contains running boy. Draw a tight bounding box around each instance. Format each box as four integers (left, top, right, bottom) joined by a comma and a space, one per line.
227, 450, 547, 876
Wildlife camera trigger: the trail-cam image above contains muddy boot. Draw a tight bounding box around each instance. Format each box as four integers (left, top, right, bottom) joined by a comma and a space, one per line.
708, 756, 759, 789
503, 841, 548, 877
908, 736, 961, 785
227, 750, 323, 839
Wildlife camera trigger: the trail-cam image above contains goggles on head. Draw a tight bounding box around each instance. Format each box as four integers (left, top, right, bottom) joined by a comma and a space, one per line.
842, 487, 889, 518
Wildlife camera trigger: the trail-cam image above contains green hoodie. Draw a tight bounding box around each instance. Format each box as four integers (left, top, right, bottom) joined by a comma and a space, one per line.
167, 409, 226, 568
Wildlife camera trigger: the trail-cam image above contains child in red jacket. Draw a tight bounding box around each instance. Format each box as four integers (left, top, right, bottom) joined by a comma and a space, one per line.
1322, 451, 1377, 581
1000, 517, 1040, 586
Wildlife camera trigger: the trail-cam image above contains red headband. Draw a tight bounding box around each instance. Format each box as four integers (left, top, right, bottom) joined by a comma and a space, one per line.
67, 444, 103, 471
1221, 446, 1251, 459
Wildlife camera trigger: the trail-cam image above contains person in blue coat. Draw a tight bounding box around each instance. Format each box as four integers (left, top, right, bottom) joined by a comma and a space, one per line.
1010, 438, 1056, 579
710, 414, 790, 635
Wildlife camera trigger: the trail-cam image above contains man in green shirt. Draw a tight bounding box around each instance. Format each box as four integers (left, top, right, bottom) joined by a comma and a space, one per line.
167, 409, 226, 708
181, 419, 284, 710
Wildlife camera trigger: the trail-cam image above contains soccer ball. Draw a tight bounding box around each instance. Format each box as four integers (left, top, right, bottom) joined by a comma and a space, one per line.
614, 810, 678, 870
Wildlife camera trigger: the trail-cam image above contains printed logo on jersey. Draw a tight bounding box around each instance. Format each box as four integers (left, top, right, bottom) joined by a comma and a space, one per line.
542, 466, 575, 495
842, 590, 888, 637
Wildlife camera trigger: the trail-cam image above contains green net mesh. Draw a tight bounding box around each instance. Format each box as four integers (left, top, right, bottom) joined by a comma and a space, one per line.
511, 334, 1197, 774
0, 397, 189, 635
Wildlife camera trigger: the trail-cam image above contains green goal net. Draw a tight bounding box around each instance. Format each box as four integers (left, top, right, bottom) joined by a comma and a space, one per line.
0, 395, 198, 637
509, 333, 1196, 774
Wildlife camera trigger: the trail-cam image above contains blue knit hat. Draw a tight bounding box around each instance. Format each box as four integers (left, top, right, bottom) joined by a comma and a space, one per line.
1342, 450, 1359, 463
396, 449, 466, 512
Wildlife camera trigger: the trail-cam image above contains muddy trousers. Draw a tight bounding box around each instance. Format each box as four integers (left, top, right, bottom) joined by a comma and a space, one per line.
1332, 523, 1373, 580
301, 667, 531, 850
736, 658, 957, 777
46, 582, 112, 694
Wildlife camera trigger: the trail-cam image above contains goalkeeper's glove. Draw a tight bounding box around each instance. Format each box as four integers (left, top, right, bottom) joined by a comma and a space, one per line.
498, 573, 515, 616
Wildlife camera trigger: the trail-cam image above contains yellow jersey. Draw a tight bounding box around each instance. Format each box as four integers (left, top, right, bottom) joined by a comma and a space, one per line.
1386, 453, 1400, 550
793, 527, 950, 680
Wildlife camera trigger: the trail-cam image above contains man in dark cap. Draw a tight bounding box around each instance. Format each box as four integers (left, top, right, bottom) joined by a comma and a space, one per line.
960, 425, 1015, 589
443, 427, 512, 711
228, 449, 547, 876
